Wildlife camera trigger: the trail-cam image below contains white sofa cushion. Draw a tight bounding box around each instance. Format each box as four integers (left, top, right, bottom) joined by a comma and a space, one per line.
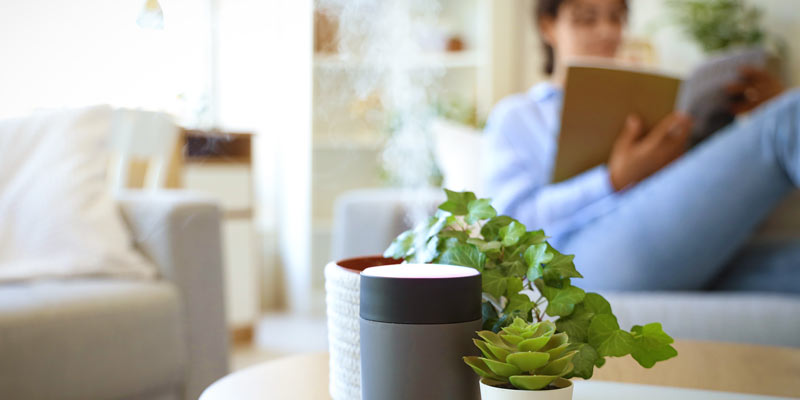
0, 106, 155, 282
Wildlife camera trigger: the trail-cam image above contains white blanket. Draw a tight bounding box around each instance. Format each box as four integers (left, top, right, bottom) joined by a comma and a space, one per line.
0, 105, 155, 282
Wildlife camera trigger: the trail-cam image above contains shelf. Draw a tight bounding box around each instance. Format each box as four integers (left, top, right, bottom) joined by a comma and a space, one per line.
314, 50, 481, 70
312, 133, 386, 150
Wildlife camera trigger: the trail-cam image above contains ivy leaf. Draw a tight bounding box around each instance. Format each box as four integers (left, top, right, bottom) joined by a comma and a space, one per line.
555, 303, 592, 343
499, 221, 526, 247
565, 342, 600, 379
583, 293, 613, 315
524, 243, 552, 281
466, 198, 497, 225
439, 189, 477, 216
480, 216, 514, 241
500, 260, 527, 278
467, 238, 502, 255
630, 323, 678, 368
439, 229, 469, 243
505, 293, 534, 319
506, 277, 524, 296
482, 302, 499, 331
542, 253, 583, 283
482, 268, 508, 298
383, 229, 414, 259
438, 244, 486, 272
535, 279, 586, 317
517, 230, 547, 248
555, 292, 613, 343
588, 314, 635, 358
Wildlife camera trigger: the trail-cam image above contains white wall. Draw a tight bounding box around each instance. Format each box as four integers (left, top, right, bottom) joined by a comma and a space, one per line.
0, 0, 211, 121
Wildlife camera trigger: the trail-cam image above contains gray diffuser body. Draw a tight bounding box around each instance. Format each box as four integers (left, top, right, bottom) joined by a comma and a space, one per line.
359, 264, 482, 400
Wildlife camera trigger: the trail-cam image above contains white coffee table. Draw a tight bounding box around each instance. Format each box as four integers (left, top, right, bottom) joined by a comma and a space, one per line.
200, 340, 800, 399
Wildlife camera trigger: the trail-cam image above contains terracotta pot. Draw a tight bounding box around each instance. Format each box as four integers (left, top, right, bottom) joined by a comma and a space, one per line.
324, 255, 402, 400
479, 378, 574, 400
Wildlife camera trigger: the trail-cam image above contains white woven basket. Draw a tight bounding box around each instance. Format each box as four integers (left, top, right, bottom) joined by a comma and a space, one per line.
325, 261, 362, 400
324, 257, 401, 400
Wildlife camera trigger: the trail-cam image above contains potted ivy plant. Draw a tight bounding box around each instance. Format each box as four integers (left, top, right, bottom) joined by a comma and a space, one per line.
384, 189, 678, 381
465, 317, 576, 399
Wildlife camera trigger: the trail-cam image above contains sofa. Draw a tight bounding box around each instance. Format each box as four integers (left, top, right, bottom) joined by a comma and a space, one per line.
0, 190, 229, 400
332, 187, 800, 348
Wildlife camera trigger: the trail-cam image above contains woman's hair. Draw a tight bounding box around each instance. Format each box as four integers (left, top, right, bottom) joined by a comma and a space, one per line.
535, 0, 628, 75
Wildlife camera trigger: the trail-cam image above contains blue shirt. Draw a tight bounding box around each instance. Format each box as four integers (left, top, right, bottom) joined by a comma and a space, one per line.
481, 82, 618, 241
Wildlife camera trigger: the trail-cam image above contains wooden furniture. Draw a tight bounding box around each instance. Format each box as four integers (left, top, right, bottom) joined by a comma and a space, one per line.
200, 340, 800, 399
181, 129, 260, 343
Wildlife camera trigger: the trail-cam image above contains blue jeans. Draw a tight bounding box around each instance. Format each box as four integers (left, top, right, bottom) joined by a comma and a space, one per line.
557, 89, 800, 293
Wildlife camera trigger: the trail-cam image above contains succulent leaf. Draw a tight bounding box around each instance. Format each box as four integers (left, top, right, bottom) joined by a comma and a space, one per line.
463, 356, 505, 381
486, 342, 512, 362
509, 375, 559, 390
536, 350, 577, 375
519, 334, 552, 352
473, 339, 494, 359
477, 331, 512, 350
506, 351, 550, 371
482, 358, 523, 377
545, 342, 570, 359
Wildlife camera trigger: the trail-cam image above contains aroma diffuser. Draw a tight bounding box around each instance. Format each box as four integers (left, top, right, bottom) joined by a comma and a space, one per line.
359, 264, 482, 400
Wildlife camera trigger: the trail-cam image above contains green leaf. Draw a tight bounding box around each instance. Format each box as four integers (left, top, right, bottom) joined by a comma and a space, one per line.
500, 260, 527, 278
383, 229, 414, 259
466, 198, 496, 225
480, 216, 514, 241
588, 314, 634, 358
508, 375, 558, 391
482, 302, 499, 330
505, 293, 534, 319
506, 352, 550, 372
505, 277, 523, 296
482, 268, 508, 298
554, 303, 592, 343
467, 238, 502, 255
438, 244, 486, 272
542, 253, 583, 283
535, 279, 586, 317
630, 323, 678, 368
499, 221, 526, 247
583, 293, 613, 315
439, 229, 469, 243
463, 356, 503, 381
439, 189, 476, 216
564, 342, 599, 379
524, 244, 552, 281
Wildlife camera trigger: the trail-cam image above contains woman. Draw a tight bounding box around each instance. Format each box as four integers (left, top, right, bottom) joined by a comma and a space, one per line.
482, 0, 800, 293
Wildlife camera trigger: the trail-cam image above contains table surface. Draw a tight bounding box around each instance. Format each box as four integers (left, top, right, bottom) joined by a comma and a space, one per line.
201, 340, 800, 399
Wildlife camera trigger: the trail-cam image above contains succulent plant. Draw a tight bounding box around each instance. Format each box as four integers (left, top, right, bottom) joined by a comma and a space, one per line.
463, 318, 576, 390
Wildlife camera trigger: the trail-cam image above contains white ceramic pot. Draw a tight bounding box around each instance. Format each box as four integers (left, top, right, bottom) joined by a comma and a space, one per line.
324, 256, 402, 400
479, 378, 573, 400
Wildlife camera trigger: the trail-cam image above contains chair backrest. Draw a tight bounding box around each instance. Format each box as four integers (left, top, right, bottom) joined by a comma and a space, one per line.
108, 109, 180, 192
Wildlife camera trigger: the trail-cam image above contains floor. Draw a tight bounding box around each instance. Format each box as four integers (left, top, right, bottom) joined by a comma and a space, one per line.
231, 311, 329, 371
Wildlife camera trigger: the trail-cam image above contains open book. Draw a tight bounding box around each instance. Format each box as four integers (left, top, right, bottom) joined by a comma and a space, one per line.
552, 47, 767, 183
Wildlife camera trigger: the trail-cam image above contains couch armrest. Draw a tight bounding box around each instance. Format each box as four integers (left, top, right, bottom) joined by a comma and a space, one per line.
331, 188, 445, 260
117, 190, 229, 400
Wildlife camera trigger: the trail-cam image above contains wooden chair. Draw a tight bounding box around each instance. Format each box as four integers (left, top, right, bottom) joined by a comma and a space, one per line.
107, 109, 182, 191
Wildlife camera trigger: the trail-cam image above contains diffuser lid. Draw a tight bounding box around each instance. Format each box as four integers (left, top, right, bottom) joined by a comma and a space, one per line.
360, 263, 482, 324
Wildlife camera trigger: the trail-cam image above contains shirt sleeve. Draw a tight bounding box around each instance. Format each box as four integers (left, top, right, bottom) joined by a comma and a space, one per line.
481, 97, 615, 234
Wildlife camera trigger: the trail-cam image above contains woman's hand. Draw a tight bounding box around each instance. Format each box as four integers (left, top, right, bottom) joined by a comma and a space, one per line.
608, 113, 692, 191
726, 66, 785, 114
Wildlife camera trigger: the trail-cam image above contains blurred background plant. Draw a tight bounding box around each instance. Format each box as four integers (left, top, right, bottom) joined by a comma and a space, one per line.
667, 0, 764, 53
